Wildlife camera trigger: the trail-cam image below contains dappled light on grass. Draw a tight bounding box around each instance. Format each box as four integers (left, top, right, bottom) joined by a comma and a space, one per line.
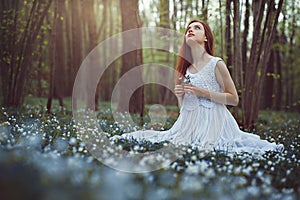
0, 105, 299, 199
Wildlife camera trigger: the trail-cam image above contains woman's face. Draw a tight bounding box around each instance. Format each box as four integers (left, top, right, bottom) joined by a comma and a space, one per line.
185, 22, 207, 46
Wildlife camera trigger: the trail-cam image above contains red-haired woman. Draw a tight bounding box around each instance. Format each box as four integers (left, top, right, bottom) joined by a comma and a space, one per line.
114, 19, 283, 153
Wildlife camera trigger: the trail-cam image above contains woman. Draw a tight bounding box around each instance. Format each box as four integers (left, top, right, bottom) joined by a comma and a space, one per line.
114, 19, 284, 153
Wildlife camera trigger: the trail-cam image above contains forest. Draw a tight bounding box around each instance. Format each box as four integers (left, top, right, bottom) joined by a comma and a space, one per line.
1, 0, 299, 128
0, 0, 300, 199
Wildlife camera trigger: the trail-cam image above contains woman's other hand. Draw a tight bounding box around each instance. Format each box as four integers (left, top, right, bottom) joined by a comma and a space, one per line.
175, 84, 185, 98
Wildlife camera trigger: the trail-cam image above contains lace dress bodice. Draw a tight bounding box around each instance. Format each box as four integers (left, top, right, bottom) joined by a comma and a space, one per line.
182, 57, 223, 110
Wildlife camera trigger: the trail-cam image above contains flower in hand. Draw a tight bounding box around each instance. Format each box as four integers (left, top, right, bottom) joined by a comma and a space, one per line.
183, 75, 191, 84
175, 75, 187, 98
178, 75, 191, 85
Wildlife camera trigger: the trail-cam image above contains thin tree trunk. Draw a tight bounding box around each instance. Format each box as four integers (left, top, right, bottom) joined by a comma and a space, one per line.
64, 0, 73, 95
218, 0, 223, 57
36, 33, 45, 97
242, 0, 249, 81
261, 50, 275, 109
201, 0, 209, 21
274, 34, 282, 111
225, 0, 232, 69
47, 0, 58, 113
71, 0, 83, 91
232, 0, 243, 121
288, 2, 296, 110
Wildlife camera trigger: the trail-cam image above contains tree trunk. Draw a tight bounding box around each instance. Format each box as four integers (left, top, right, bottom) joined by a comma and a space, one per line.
36, 32, 45, 97
201, 0, 209, 21
158, 0, 170, 105
71, 0, 83, 93
99, 0, 108, 101
47, 0, 64, 113
242, 0, 249, 81
225, 0, 232, 69
274, 34, 282, 111
287, 2, 296, 111
47, 0, 58, 113
232, 0, 243, 121
118, 0, 144, 120
261, 50, 275, 109
218, 0, 224, 57
242, 0, 284, 129
83, 0, 99, 110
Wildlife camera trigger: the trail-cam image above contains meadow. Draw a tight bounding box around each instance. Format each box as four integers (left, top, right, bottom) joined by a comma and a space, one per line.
0, 98, 299, 200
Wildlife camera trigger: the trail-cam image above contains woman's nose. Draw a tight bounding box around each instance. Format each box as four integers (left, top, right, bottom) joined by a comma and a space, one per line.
188, 29, 193, 33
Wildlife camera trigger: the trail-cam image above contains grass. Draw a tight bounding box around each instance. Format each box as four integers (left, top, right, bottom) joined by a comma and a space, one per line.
0, 99, 299, 200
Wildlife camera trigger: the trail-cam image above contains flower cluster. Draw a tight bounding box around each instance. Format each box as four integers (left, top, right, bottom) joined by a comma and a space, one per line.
0, 105, 299, 199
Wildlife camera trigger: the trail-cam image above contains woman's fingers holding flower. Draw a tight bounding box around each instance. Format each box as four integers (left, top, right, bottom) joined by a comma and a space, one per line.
176, 84, 205, 97
184, 84, 195, 95
184, 84, 205, 97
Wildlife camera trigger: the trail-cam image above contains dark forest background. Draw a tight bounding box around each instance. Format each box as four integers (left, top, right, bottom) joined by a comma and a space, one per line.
0, 0, 299, 129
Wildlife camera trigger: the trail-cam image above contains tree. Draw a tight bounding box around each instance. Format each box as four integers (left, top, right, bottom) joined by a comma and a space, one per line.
0, 0, 52, 107
225, 0, 232, 69
242, 0, 284, 129
70, 0, 83, 93
232, 0, 243, 121
158, 0, 170, 105
118, 0, 144, 119
83, 0, 99, 110
46, 0, 64, 113
201, 0, 209, 21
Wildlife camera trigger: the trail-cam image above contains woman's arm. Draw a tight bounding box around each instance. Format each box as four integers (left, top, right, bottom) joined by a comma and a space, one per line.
174, 84, 184, 108
184, 60, 239, 106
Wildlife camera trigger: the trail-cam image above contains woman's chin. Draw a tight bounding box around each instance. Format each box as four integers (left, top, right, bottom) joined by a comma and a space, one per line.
186, 38, 202, 48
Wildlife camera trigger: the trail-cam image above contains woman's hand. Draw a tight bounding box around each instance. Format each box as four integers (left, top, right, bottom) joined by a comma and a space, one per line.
174, 84, 185, 98
184, 84, 207, 97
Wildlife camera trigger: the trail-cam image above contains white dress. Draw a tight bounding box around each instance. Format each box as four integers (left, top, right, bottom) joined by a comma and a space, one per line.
114, 57, 284, 153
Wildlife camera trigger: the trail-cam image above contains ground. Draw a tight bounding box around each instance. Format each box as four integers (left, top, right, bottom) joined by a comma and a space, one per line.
0, 99, 299, 200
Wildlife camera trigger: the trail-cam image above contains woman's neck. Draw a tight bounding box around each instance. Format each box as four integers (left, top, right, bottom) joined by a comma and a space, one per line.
190, 44, 211, 65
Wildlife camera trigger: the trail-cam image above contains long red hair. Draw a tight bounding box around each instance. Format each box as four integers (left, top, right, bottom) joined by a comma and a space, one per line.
175, 19, 215, 84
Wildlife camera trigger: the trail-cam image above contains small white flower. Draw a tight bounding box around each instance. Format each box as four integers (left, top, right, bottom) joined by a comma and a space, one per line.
78, 147, 84, 152
133, 145, 139, 151
267, 161, 272, 166
69, 137, 77, 145
191, 155, 197, 161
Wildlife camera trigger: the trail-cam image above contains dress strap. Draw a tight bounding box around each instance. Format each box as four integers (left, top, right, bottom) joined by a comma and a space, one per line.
213, 57, 223, 65
210, 57, 223, 72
